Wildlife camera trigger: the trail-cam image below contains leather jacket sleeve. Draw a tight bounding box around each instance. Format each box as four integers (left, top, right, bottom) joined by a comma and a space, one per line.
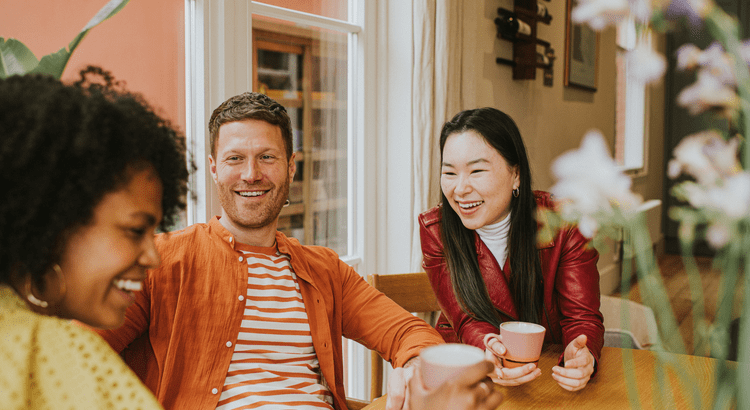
548, 224, 605, 366
419, 209, 497, 350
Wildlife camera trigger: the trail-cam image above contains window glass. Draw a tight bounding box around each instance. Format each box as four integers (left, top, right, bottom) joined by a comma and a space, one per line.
615, 19, 647, 172
254, 0, 347, 21
253, 17, 348, 256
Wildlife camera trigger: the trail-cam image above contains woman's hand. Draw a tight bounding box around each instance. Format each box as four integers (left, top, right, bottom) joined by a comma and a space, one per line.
551, 334, 595, 391
483, 333, 542, 386
385, 357, 418, 410
407, 359, 504, 410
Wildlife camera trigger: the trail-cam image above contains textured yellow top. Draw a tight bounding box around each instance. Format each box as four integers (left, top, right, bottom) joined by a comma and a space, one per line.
0, 285, 163, 410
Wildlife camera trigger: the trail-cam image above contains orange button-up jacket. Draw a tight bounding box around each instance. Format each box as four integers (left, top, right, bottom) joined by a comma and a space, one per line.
96, 217, 443, 410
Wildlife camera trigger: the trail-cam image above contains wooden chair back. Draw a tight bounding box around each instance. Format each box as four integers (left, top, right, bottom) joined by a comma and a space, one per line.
367, 272, 441, 400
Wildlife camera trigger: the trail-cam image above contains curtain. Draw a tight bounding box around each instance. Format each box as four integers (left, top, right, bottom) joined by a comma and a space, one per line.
410, 0, 464, 273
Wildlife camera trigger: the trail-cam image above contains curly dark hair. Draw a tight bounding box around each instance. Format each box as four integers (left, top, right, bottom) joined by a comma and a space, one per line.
0, 67, 190, 288
208, 92, 293, 159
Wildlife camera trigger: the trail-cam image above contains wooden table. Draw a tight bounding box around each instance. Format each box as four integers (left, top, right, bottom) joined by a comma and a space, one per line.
362, 345, 732, 409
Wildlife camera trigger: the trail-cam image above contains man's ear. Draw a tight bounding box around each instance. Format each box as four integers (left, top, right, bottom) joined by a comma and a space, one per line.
209, 155, 218, 184
288, 152, 297, 182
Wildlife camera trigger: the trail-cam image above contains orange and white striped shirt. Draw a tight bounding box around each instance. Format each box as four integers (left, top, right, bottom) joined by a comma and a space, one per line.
217, 243, 334, 410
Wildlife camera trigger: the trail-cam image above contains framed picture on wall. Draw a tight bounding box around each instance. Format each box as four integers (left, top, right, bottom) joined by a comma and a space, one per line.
564, 0, 599, 91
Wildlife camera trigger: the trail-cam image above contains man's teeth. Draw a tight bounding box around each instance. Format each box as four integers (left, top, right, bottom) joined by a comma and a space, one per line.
114, 279, 142, 292
238, 191, 264, 197
459, 201, 483, 209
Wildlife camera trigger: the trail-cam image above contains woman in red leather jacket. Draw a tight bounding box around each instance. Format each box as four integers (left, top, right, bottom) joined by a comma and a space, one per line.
419, 107, 604, 391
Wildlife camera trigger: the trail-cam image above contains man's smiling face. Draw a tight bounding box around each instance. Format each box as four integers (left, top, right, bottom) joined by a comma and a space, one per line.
209, 119, 296, 233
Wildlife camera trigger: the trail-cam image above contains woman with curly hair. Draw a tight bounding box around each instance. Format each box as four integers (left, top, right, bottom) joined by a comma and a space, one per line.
0, 68, 189, 409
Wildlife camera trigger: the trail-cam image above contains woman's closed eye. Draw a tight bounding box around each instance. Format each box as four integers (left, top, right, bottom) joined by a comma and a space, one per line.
122, 225, 151, 240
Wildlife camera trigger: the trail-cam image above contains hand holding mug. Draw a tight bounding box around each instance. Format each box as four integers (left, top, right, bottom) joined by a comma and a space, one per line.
483, 333, 542, 386
407, 359, 504, 410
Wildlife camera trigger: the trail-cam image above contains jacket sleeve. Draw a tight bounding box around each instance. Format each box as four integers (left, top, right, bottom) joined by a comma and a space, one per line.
553, 226, 605, 367
419, 214, 497, 350
339, 259, 444, 368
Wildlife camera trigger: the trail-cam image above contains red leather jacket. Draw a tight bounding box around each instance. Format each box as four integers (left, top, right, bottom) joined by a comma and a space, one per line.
419, 191, 604, 366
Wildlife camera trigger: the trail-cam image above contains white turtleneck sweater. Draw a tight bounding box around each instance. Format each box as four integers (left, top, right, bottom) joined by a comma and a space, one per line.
476, 213, 511, 269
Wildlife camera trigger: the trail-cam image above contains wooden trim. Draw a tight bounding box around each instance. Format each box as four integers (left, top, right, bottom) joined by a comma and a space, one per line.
366, 272, 440, 399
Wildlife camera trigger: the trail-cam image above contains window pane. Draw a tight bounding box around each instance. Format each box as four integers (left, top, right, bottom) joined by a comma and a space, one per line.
253, 18, 348, 256
254, 0, 348, 21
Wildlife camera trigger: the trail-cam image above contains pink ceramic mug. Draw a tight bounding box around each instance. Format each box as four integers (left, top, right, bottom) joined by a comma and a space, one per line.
499, 321, 546, 368
419, 343, 486, 389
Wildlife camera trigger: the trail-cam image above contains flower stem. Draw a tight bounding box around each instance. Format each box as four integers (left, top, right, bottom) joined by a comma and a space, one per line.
619, 233, 641, 409
735, 223, 750, 408
679, 237, 707, 356
628, 216, 686, 354
704, 4, 750, 166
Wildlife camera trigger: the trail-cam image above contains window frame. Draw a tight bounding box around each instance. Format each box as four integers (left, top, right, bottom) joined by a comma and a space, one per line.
615, 17, 651, 176
185, 0, 375, 399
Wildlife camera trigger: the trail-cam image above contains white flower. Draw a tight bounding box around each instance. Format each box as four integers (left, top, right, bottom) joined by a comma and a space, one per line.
675, 172, 750, 249
699, 43, 736, 85
571, 0, 630, 30
628, 0, 654, 23
739, 39, 750, 65
707, 173, 750, 218
677, 42, 736, 84
676, 70, 739, 115
667, 131, 739, 184
626, 38, 667, 84
705, 223, 731, 248
678, 182, 709, 208
703, 135, 741, 176
676, 44, 703, 70
550, 130, 643, 237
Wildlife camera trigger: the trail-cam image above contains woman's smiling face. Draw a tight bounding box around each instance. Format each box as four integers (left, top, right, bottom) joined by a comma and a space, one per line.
55, 167, 163, 329
441, 130, 519, 230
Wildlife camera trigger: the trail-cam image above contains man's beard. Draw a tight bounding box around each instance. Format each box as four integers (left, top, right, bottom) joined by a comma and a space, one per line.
217, 178, 290, 230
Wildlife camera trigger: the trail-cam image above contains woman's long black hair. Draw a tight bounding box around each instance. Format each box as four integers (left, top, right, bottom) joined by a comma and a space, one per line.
439, 107, 543, 326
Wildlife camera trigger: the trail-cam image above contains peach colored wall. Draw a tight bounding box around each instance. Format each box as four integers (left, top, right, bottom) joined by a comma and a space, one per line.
1, 0, 185, 131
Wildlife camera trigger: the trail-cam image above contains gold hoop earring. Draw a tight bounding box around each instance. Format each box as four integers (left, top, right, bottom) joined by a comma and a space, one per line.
513, 188, 520, 198
25, 264, 66, 309
26, 284, 48, 308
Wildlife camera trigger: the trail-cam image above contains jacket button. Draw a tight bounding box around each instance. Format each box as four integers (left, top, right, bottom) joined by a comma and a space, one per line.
211, 388, 218, 394
238, 256, 244, 262
226, 341, 233, 347
238, 295, 245, 301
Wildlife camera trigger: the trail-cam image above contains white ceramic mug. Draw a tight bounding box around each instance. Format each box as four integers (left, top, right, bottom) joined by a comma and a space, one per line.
419, 343, 486, 389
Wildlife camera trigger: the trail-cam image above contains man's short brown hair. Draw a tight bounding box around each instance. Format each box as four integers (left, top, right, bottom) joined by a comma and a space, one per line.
208, 92, 293, 159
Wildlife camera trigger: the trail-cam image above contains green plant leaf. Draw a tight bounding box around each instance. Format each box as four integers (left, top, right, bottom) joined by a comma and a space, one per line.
0, 37, 40, 79
2, 0, 129, 79
68, 0, 130, 52
31, 47, 70, 78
